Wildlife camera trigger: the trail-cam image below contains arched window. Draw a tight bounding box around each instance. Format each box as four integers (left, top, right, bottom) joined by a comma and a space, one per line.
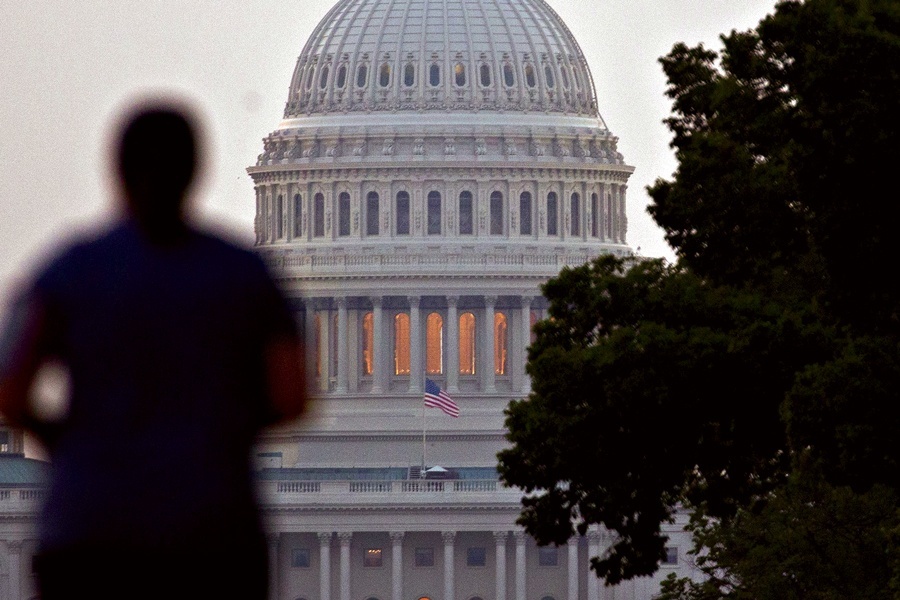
544, 64, 555, 88
547, 192, 558, 236
591, 193, 599, 237
305, 66, 314, 90
366, 191, 380, 236
560, 64, 570, 88
490, 191, 503, 235
459, 313, 476, 375
314, 193, 325, 237
404, 63, 416, 87
519, 192, 532, 235
429, 63, 441, 86
524, 64, 536, 88
357, 64, 368, 88
379, 63, 391, 87
362, 312, 374, 375
293, 194, 302, 238
338, 192, 351, 236
570, 193, 581, 237
336, 64, 348, 88
494, 313, 508, 375
427, 191, 442, 235
394, 313, 410, 375
396, 191, 410, 235
320, 65, 330, 89
479, 64, 491, 87
459, 191, 474, 235
454, 63, 466, 86
276, 194, 284, 238
426, 313, 443, 374
314, 314, 322, 376
572, 68, 582, 90
503, 63, 515, 87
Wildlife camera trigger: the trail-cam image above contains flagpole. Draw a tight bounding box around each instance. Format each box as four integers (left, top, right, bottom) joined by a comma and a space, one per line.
421, 373, 427, 475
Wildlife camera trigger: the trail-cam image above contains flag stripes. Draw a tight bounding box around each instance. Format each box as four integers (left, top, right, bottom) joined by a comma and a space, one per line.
424, 378, 459, 417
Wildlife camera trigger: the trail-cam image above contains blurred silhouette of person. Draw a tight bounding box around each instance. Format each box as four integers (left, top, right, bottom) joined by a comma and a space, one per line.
0, 102, 306, 600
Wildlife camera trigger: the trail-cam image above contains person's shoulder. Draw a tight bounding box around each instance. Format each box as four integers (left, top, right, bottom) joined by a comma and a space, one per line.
190, 226, 272, 279
31, 222, 126, 289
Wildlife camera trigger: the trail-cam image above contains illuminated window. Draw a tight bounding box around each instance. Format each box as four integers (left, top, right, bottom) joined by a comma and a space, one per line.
320, 66, 330, 89
570, 193, 581, 237
0, 430, 10, 453
366, 191, 379, 236
415, 547, 434, 567
293, 194, 302, 238
519, 192, 532, 235
547, 192, 558, 235
538, 547, 558, 566
379, 63, 391, 87
490, 191, 503, 235
591, 193, 599, 237
430, 63, 441, 86
396, 191, 410, 235
459, 191, 473, 235
292, 548, 311, 568
404, 63, 416, 87
394, 313, 410, 375
314, 314, 322, 376
357, 64, 368, 88
314, 193, 325, 237
276, 194, 284, 238
480, 64, 491, 87
524, 64, 536, 88
459, 313, 476, 375
338, 192, 351, 236
362, 312, 374, 375
364, 548, 383, 567
544, 64, 555, 88
426, 313, 443, 374
336, 64, 347, 88
494, 312, 508, 375
454, 63, 466, 86
427, 191, 442, 235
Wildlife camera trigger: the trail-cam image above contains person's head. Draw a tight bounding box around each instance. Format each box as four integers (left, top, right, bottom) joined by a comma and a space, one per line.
116, 104, 200, 232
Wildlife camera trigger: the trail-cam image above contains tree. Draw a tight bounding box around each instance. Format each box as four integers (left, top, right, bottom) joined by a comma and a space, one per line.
497, 0, 900, 595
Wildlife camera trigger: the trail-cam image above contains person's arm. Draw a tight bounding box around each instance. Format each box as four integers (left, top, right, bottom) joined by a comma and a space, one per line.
265, 335, 307, 423
0, 292, 46, 428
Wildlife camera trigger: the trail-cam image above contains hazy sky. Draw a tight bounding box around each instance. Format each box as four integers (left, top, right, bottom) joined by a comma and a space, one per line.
0, 1, 778, 295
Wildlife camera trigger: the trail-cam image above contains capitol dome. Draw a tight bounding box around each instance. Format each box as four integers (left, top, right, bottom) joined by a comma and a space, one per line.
286, 0, 601, 118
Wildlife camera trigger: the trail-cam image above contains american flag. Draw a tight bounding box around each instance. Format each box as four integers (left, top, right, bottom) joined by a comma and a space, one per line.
424, 378, 459, 417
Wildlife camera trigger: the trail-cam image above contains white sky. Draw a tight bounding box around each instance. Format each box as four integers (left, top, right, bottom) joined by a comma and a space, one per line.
0, 0, 778, 296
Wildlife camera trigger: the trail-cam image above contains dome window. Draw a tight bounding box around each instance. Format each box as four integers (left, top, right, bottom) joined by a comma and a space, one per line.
313, 193, 325, 237
379, 63, 391, 87
426, 313, 443, 374
305, 66, 315, 90
396, 191, 410, 235
524, 64, 536, 88
394, 313, 411, 375
519, 192, 533, 235
570, 192, 581, 237
454, 63, 466, 86
338, 192, 351, 236
404, 63, 416, 87
503, 63, 515, 87
336, 64, 348, 88
362, 313, 374, 375
320, 66, 330, 89
560, 65, 570, 89
490, 191, 504, 235
547, 192, 559, 236
366, 191, 380, 235
494, 312, 508, 375
427, 191, 442, 234
357, 64, 368, 88
479, 64, 491, 87
459, 191, 474, 235
459, 313, 476, 375
572, 67, 582, 90
544, 65, 555, 89
429, 64, 441, 87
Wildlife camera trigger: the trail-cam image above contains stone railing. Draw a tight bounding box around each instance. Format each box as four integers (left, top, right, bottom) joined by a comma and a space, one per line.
261, 479, 522, 506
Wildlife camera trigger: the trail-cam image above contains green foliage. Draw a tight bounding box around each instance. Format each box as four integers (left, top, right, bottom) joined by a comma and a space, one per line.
498, 0, 900, 595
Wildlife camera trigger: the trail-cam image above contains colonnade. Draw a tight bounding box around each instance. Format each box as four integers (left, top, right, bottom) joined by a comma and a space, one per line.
269, 530, 613, 600
302, 295, 539, 396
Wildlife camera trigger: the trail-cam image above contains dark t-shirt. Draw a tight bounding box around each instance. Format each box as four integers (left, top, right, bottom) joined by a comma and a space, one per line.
31, 220, 296, 552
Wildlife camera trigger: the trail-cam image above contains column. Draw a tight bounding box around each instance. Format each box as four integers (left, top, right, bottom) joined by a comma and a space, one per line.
483, 296, 497, 394
304, 301, 317, 395
567, 538, 579, 600
8, 539, 22, 600
391, 532, 405, 600
319, 533, 333, 600
442, 531, 456, 600
587, 531, 602, 600
336, 297, 349, 393
371, 298, 385, 393
408, 297, 423, 393
268, 534, 280, 600
446, 296, 459, 393
339, 532, 352, 600
513, 531, 526, 600
519, 296, 533, 394
494, 531, 508, 600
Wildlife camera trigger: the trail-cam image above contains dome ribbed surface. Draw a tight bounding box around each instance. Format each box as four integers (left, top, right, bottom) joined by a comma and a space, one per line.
286, 0, 598, 117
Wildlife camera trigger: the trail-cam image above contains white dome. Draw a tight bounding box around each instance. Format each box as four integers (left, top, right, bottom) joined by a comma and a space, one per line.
286, 0, 600, 118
